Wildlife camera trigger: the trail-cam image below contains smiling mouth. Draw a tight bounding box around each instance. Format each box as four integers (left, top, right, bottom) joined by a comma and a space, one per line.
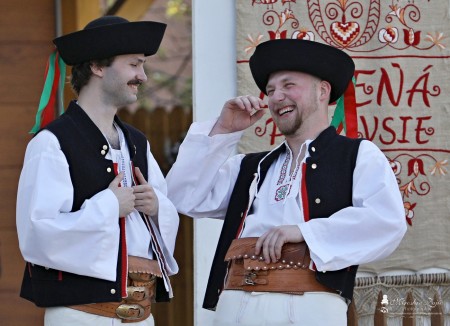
278, 106, 294, 116
128, 83, 141, 93
128, 80, 142, 91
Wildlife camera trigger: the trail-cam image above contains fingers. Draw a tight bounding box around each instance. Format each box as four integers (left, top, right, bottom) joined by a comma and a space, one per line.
238, 96, 254, 113
250, 107, 266, 124
248, 96, 267, 110
133, 184, 155, 199
132, 167, 153, 196
118, 188, 135, 217
232, 95, 266, 113
111, 185, 135, 217
107, 172, 136, 217
257, 232, 283, 264
134, 186, 159, 216
132, 170, 159, 216
255, 232, 276, 263
211, 95, 268, 136
109, 172, 124, 188
254, 226, 304, 263
134, 167, 148, 185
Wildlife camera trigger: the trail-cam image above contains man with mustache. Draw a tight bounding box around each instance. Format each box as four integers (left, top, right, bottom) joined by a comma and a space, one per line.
16, 16, 179, 325
166, 39, 407, 325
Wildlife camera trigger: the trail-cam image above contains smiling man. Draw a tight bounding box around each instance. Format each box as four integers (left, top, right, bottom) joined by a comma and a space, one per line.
16, 16, 179, 326
166, 39, 407, 325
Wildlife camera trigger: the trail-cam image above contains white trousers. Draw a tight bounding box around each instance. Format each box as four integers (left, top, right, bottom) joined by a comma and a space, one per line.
212, 290, 347, 326
44, 307, 155, 326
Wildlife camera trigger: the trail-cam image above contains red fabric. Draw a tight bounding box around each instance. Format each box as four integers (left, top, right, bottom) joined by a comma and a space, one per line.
113, 162, 128, 297
343, 80, 357, 138
301, 163, 310, 222
41, 53, 61, 129
235, 208, 248, 239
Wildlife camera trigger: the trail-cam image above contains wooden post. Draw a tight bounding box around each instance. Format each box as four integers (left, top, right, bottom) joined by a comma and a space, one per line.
430, 292, 444, 326
402, 291, 416, 326
0, 1, 56, 324
374, 290, 387, 326
347, 300, 358, 326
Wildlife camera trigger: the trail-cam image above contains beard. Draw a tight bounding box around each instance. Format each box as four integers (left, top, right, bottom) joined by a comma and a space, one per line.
103, 85, 139, 108
276, 109, 303, 136
272, 87, 321, 136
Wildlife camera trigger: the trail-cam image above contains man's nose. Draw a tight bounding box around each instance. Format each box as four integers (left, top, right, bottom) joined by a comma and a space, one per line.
137, 67, 147, 82
270, 89, 285, 101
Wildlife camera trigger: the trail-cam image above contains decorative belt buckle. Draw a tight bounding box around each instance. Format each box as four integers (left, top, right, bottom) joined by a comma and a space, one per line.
126, 285, 149, 302
244, 272, 257, 285
116, 303, 145, 320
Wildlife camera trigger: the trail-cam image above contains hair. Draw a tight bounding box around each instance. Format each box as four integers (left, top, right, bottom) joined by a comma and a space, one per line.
70, 57, 115, 94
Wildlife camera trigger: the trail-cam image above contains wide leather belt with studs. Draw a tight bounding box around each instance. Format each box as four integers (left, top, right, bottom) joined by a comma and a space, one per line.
69, 256, 162, 323
224, 237, 335, 295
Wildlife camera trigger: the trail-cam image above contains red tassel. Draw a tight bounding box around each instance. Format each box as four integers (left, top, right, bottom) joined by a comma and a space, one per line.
40, 53, 61, 128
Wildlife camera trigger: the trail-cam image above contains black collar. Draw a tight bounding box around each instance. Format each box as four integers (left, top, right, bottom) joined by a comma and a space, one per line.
63, 101, 137, 159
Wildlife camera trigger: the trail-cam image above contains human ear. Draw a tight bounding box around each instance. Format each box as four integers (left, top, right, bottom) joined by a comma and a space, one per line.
90, 63, 104, 77
319, 80, 331, 101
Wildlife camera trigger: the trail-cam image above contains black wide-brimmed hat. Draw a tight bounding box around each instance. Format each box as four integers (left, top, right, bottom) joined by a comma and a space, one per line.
53, 16, 166, 65
249, 39, 355, 103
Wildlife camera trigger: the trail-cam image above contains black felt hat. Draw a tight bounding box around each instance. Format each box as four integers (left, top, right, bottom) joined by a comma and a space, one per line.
249, 39, 355, 103
53, 16, 166, 66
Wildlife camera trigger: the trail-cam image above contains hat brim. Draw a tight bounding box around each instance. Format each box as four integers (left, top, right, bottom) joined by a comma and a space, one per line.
53, 21, 166, 66
249, 39, 354, 103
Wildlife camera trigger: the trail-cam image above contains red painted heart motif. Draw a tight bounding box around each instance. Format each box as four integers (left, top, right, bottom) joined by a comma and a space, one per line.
330, 21, 360, 46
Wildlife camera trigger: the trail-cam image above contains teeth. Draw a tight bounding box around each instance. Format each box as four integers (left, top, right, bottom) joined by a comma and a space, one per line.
279, 107, 293, 116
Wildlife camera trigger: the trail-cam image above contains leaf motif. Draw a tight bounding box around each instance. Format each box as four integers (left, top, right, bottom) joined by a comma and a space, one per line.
407, 181, 417, 193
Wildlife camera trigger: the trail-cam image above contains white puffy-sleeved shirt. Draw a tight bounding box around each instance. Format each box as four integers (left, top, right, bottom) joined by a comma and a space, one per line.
16, 127, 179, 282
166, 120, 407, 272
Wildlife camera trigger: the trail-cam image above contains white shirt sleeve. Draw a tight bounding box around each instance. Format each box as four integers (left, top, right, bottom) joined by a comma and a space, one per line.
166, 120, 245, 219
16, 130, 120, 281
299, 140, 407, 271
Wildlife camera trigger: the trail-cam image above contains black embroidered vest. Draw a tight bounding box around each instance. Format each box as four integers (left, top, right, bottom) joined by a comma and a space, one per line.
20, 101, 169, 307
203, 127, 363, 310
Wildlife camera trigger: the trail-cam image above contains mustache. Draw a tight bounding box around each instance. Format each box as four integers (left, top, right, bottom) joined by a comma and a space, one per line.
127, 79, 142, 86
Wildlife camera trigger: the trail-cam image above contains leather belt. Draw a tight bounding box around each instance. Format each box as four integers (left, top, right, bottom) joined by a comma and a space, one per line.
223, 237, 336, 295
69, 256, 161, 323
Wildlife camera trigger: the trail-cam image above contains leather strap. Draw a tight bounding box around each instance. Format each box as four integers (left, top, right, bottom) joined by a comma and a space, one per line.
70, 301, 152, 323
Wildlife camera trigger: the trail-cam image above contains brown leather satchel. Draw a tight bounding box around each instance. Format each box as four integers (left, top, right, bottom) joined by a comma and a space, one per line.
128, 255, 162, 284
224, 237, 335, 294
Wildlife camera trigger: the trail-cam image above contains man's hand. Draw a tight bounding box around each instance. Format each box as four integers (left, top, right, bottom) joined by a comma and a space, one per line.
108, 172, 135, 217
255, 225, 305, 263
133, 167, 159, 217
209, 95, 267, 136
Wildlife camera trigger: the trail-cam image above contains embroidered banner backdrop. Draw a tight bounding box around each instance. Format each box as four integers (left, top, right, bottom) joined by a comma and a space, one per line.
236, 0, 449, 323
